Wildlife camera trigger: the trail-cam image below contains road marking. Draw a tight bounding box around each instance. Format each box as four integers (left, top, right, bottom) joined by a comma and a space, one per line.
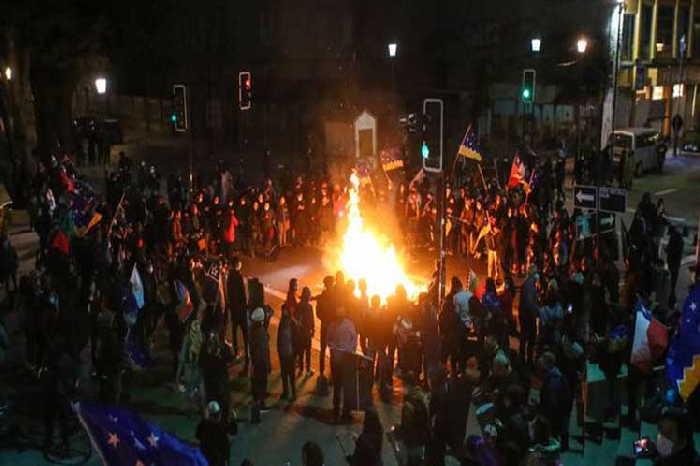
654, 188, 678, 196
665, 215, 687, 223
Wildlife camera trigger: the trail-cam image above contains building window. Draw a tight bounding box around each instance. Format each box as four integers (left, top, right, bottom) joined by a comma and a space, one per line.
657, 5, 674, 58
621, 13, 635, 61
641, 4, 653, 59
652, 86, 665, 100
673, 83, 684, 98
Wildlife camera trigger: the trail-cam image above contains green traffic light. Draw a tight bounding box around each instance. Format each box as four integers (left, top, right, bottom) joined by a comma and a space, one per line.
171, 114, 177, 122
522, 88, 531, 100
421, 142, 430, 159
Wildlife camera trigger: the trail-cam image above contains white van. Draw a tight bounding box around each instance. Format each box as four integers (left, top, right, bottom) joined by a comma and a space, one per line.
610, 128, 664, 176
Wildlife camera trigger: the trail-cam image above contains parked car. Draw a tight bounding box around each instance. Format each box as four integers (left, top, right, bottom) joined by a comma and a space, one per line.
610, 128, 664, 176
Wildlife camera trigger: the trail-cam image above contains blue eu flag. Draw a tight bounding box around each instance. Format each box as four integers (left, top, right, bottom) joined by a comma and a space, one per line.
666, 283, 700, 400
74, 401, 208, 466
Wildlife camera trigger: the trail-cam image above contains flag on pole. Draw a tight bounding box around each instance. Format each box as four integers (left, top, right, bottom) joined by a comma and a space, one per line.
458, 126, 483, 161
507, 153, 526, 189
666, 283, 700, 400
631, 298, 669, 373
74, 401, 208, 466
130, 264, 145, 310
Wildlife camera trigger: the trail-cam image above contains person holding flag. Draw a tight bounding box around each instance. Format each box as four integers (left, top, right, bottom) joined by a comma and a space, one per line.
628, 296, 668, 425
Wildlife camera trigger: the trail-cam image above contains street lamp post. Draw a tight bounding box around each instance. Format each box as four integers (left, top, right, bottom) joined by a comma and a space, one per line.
388, 42, 398, 93
576, 38, 589, 175
577, 38, 589, 55
95, 77, 107, 117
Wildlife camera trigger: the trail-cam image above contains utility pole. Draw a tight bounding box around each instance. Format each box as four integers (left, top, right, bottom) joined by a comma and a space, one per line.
422, 98, 446, 307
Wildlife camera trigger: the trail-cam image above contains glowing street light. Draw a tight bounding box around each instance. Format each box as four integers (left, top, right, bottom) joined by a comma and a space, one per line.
4, 67, 11, 81
95, 77, 107, 94
388, 42, 397, 58
531, 38, 541, 53
577, 38, 589, 54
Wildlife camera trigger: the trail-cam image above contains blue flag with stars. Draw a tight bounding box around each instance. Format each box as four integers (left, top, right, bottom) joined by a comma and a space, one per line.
74, 401, 208, 466
458, 125, 482, 162
666, 283, 700, 400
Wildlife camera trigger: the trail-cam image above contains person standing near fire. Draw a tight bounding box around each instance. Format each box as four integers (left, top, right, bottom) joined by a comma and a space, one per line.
473, 212, 502, 281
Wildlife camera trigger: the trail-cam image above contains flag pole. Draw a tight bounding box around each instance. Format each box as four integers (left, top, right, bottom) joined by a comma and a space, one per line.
524, 167, 537, 205
107, 191, 126, 237
477, 164, 492, 225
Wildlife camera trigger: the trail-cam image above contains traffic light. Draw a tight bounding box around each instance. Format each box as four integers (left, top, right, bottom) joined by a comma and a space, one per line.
172, 84, 188, 132
239, 71, 252, 110
421, 98, 444, 173
521, 69, 536, 103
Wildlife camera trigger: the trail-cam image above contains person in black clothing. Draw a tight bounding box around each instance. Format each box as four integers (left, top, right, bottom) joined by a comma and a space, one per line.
227, 258, 249, 369
196, 400, 231, 466
315, 276, 335, 378
94, 307, 124, 404
426, 366, 451, 465
665, 225, 684, 307
302, 441, 325, 466
277, 304, 297, 400
249, 307, 270, 411
200, 332, 235, 431
296, 286, 315, 376
347, 408, 384, 466
42, 349, 78, 456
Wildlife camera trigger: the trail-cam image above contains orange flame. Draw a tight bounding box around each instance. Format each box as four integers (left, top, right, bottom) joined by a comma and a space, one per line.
330, 172, 423, 302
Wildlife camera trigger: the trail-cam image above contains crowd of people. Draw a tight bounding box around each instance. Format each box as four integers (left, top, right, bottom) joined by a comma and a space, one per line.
0, 142, 698, 466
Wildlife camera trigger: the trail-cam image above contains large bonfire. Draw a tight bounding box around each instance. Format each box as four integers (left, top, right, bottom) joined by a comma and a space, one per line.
330, 172, 423, 302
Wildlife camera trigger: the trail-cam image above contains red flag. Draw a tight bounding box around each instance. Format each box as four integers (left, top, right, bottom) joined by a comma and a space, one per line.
51, 230, 70, 255
631, 305, 669, 373
508, 153, 526, 189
